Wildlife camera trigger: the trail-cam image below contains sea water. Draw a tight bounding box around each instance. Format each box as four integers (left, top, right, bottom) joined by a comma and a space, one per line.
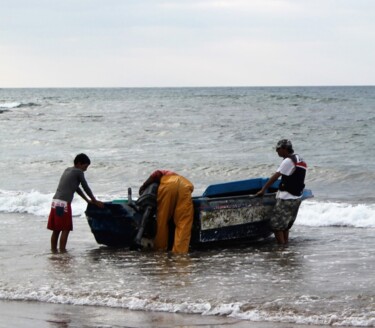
0, 87, 375, 326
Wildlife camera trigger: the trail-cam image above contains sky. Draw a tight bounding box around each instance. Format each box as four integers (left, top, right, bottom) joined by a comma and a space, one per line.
1, 0, 375, 88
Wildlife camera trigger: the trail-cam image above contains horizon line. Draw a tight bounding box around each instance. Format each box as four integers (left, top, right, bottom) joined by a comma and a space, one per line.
1, 84, 374, 89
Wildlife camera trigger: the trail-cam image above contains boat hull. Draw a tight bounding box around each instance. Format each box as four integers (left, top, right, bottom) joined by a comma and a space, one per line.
190, 194, 276, 246
86, 202, 143, 247
86, 178, 313, 249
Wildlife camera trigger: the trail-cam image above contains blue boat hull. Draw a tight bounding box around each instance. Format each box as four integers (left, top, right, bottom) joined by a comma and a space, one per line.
86, 178, 313, 249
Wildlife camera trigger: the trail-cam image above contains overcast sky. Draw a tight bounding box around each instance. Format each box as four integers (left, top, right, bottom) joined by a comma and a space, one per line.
1, 0, 375, 87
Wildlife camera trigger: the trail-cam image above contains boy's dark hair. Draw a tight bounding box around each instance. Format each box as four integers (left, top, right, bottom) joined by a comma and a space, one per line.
74, 153, 91, 165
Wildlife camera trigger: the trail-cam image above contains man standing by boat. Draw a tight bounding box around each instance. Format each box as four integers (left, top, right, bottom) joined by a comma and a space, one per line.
256, 140, 307, 244
139, 170, 194, 254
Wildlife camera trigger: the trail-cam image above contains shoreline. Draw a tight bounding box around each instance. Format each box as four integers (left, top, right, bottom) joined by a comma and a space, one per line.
0, 299, 341, 328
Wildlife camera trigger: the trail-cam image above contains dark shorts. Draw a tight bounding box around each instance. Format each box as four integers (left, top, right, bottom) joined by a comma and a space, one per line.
47, 200, 73, 231
269, 198, 302, 231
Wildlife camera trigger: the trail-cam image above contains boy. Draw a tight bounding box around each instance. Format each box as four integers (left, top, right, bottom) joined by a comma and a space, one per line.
47, 153, 103, 252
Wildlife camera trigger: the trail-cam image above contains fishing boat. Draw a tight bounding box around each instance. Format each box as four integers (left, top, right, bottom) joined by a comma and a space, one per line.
85, 178, 313, 249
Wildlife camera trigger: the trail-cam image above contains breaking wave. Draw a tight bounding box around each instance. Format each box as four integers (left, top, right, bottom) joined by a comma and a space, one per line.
0, 102, 40, 109
0, 189, 374, 228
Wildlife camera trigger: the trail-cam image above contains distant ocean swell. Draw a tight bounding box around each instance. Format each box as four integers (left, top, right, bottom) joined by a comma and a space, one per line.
1, 189, 374, 228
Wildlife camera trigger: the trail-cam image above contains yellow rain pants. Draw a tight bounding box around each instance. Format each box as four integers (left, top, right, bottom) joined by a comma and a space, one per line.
153, 174, 194, 254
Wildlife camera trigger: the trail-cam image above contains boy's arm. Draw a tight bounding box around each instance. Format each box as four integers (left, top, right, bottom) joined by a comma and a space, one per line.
76, 187, 91, 203
76, 187, 104, 208
79, 175, 96, 200
78, 171, 104, 207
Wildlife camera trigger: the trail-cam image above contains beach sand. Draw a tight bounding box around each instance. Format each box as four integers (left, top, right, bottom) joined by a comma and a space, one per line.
0, 300, 336, 328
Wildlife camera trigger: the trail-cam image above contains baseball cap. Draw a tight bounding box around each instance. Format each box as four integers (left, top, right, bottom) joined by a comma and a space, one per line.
276, 139, 293, 150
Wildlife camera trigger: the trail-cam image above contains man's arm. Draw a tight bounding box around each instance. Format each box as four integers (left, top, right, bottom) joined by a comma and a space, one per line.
256, 172, 281, 196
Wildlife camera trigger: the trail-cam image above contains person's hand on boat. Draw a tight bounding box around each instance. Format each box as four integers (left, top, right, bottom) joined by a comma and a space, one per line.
255, 190, 265, 197
95, 200, 104, 208
90, 199, 104, 208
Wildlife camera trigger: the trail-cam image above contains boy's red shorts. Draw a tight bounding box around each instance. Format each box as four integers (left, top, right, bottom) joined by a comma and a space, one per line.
47, 200, 73, 231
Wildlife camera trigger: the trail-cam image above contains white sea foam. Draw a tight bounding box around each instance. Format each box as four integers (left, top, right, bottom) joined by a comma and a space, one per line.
0, 189, 87, 217
0, 102, 21, 109
1, 190, 374, 228
297, 201, 375, 228
0, 288, 374, 327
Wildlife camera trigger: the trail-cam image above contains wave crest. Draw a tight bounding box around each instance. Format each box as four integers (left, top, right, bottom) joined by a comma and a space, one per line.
298, 201, 375, 228
1, 190, 374, 228
0, 102, 40, 109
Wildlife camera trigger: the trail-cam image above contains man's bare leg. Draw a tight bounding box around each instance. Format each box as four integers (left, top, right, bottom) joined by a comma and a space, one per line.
283, 230, 289, 244
274, 231, 286, 244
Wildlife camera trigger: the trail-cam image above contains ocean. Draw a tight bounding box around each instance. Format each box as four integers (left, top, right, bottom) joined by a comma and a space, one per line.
0, 86, 374, 327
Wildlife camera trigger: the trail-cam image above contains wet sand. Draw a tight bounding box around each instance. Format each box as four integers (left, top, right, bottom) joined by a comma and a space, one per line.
0, 299, 358, 328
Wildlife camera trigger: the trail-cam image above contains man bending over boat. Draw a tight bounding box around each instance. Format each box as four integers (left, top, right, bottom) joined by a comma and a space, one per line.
139, 170, 194, 254
256, 140, 307, 244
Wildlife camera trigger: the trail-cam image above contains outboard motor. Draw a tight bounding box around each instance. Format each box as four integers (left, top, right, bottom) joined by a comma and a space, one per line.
134, 183, 159, 246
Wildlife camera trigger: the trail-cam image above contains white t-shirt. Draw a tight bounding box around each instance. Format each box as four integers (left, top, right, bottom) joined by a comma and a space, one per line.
276, 157, 301, 200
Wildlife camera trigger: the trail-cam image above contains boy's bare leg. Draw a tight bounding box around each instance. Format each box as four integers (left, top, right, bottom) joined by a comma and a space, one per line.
51, 231, 60, 252
59, 231, 70, 252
